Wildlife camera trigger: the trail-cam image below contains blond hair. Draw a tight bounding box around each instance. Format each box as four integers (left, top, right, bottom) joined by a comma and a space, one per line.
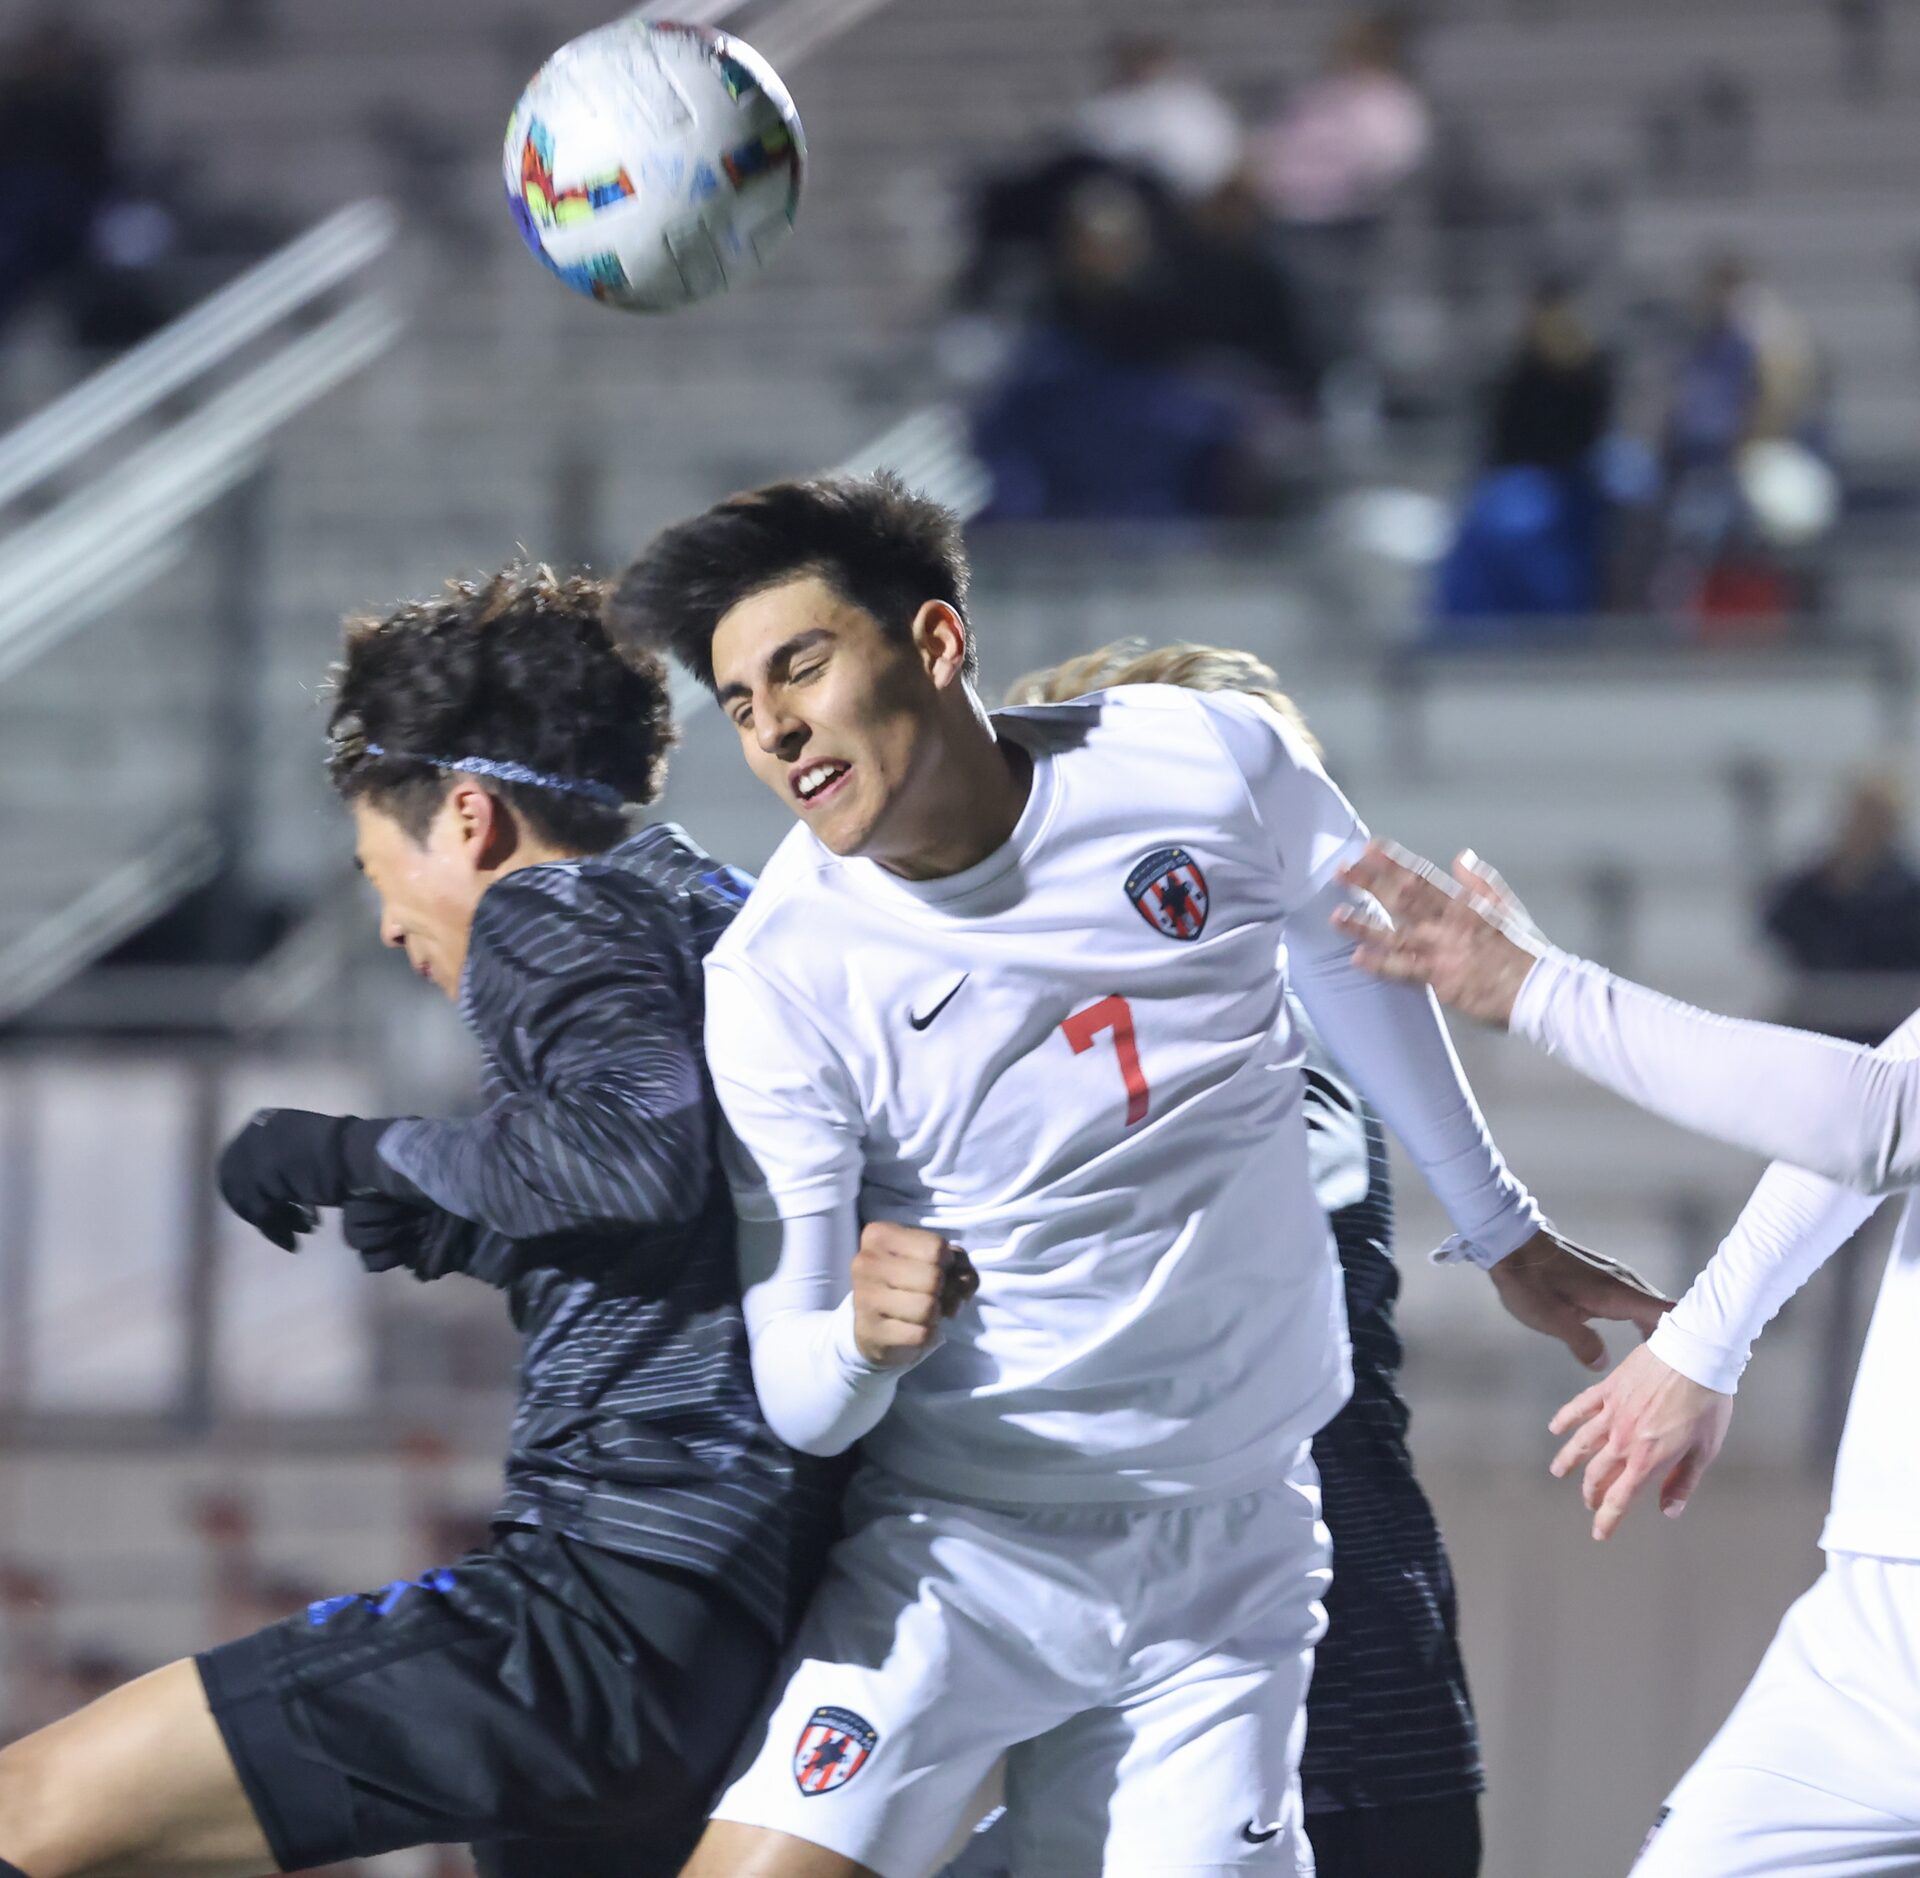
1005, 638, 1322, 757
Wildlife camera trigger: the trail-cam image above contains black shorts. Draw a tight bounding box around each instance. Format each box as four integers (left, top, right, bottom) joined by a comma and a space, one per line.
196, 1524, 775, 1877
1306, 1794, 1482, 1878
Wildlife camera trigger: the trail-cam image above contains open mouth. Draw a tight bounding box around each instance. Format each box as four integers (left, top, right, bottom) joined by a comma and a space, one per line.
792, 759, 853, 810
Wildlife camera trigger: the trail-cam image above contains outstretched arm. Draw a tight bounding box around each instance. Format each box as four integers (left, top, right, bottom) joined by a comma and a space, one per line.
1340, 842, 1920, 1197
1287, 877, 1670, 1369
1543, 1007, 1920, 1539
1548, 1161, 1888, 1540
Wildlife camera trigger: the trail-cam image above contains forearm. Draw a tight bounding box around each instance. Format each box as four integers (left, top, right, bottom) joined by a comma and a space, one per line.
1652, 1163, 1883, 1393
1514, 954, 1920, 1196
380, 1088, 708, 1241
738, 1209, 904, 1456
1288, 880, 1544, 1264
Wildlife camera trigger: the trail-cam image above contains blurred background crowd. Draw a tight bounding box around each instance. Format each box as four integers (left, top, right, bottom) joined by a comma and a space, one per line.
2, 2, 1918, 1873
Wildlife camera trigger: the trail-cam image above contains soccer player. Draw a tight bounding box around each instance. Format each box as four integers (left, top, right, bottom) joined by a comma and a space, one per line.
607, 474, 1665, 1877
936, 642, 1485, 1878
1339, 840, 1920, 1875
0, 569, 830, 1878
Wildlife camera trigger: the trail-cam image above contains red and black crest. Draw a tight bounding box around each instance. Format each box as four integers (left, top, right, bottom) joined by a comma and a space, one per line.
793, 1705, 879, 1796
1126, 846, 1210, 941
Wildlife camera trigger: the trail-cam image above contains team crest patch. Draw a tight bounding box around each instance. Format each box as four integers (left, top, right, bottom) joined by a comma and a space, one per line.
1125, 846, 1210, 941
793, 1705, 879, 1795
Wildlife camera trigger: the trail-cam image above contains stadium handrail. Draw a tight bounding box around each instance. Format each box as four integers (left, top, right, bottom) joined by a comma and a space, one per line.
0, 202, 396, 514
0, 295, 401, 687
0, 826, 223, 1025
0, 201, 398, 1021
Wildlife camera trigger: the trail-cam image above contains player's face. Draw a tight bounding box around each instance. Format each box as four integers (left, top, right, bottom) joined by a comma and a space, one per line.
712, 574, 943, 862
351, 796, 489, 999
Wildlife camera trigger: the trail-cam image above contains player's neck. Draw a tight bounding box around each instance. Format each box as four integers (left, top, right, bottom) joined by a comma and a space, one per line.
870, 723, 1033, 883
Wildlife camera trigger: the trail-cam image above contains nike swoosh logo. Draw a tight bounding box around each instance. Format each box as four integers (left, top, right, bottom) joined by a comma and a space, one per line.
1241, 1820, 1283, 1844
908, 974, 969, 1031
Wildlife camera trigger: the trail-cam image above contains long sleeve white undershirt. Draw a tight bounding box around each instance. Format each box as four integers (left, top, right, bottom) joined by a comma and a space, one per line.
1651, 1163, 1883, 1393
1286, 876, 1545, 1267
1512, 957, 1920, 1393
1514, 953, 1920, 1198
737, 1203, 906, 1456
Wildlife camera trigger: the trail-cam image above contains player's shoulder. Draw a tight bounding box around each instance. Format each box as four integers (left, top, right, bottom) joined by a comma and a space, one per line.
468, 824, 738, 988
704, 820, 842, 979
996, 680, 1214, 735
995, 681, 1285, 760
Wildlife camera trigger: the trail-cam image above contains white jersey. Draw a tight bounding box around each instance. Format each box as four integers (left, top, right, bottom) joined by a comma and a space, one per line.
706, 685, 1540, 1505
1516, 957, 1920, 1559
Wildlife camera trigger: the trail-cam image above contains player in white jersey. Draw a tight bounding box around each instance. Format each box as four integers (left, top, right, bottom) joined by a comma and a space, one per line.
1341, 840, 1920, 1875
608, 475, 1667, 1878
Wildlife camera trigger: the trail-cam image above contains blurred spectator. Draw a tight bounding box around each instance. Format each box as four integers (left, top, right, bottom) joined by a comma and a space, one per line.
193, 0, 277, 53
1248, 15, 1431, 231
1642, 69, 1755, 196
1658, 255, 1833, 630
1830, 0, 1887, 103
971, 175, 1257, 521
0, 13, 120, 328
1072, 33, 1243, 203
1651, 253, 1832, 632
1486, 280, 1615, 474
1763, 774, 1920, 1041
1432, 282, 1615, 634
1246, 14, 1431, 393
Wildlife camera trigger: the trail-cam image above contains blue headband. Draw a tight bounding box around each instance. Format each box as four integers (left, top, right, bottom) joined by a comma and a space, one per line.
362, 744, 627, 811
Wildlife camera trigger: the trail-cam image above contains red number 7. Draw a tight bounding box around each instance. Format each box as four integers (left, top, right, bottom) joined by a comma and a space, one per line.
1062, 995, 1149, 1126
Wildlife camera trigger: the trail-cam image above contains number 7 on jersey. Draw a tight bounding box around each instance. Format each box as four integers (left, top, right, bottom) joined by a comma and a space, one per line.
1062, 995, 1150, 1127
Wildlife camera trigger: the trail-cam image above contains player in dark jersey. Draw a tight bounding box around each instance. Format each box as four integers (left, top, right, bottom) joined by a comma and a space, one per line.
939, 643, 1484, 1878
0, 569, 832, 1878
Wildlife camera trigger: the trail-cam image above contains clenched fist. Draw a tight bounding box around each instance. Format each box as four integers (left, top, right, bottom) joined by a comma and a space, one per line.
851, 1221, 980, 1368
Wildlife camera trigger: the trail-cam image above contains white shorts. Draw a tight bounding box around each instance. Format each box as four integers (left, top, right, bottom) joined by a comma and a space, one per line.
1633, 1553, 1920, 1877
714, 1452, 1332, 1878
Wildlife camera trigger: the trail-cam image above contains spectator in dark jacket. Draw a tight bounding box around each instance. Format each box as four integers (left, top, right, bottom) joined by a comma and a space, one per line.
1765, 775, 1920, 1041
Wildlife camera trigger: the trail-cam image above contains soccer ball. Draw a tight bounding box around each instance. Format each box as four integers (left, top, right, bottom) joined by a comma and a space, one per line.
504, 17, 805, 314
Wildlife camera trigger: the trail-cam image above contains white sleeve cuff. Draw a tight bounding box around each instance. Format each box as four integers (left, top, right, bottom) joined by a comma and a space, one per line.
1430, 1224, 1531, 1270
1648, 1313, 1745, 1396
1509, 946, 1583, 1042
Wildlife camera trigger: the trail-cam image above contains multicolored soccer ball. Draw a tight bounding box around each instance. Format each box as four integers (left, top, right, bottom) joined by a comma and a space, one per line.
504, 18, 804, 313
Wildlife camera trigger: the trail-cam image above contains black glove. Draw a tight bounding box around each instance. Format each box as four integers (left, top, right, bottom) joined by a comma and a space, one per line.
342, 1195, 478, 1281
217, 1109, 414, 1250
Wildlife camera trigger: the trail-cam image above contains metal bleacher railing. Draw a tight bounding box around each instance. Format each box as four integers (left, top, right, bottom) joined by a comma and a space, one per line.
0, 201, 402, 1025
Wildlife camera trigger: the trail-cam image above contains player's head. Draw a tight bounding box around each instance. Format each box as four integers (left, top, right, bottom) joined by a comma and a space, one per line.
326, 565, 675, 997
1005, 638, 1322, 756
609, 471, 979, 862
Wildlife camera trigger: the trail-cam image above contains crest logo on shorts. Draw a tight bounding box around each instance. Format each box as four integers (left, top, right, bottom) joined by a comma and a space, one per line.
793, 1705, 879, 1796
1126, 846, 1210, 941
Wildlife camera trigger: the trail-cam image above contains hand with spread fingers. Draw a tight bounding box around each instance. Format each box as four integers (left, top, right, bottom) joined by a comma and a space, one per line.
1549, 1341, 1734, 1541
1334, 841, 1550, 1027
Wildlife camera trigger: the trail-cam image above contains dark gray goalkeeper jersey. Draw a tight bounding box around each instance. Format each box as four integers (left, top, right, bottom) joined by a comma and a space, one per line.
375, 823, 836, 1638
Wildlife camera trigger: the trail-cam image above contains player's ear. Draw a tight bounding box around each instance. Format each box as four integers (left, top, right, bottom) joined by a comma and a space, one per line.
447, 780, 507, 869
910, 601, 969, 691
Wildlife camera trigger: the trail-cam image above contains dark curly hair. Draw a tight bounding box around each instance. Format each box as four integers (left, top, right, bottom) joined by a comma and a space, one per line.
607, 471, 975, 693
326, 565, 676, 852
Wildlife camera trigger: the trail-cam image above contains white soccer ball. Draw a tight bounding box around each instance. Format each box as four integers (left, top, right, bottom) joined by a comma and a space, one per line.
504, 17, 805, 314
